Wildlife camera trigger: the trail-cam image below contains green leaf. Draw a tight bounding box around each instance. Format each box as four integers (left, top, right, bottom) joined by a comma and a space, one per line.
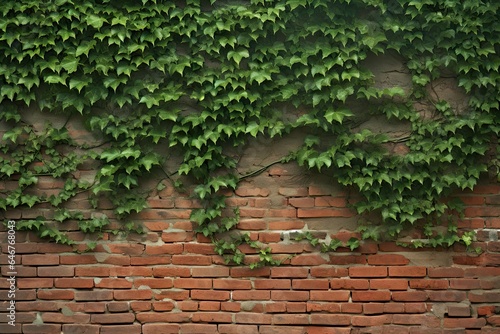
60, 56, 79, 73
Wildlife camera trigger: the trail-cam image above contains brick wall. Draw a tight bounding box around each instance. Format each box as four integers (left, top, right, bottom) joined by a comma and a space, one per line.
1, 155, 500, 334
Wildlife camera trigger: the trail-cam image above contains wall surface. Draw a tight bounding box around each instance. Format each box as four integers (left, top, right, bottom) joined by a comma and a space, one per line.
1, 146, 500, 333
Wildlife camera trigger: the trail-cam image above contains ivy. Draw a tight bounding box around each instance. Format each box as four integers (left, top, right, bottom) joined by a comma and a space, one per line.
1, 0, 499, 265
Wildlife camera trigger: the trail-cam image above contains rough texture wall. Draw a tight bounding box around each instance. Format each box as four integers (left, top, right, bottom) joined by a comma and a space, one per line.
1, 154, 500, 333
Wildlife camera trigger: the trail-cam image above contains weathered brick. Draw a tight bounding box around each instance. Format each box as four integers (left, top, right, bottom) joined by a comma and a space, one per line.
100, 324, 142, 334
270, 267, 308, 278
389, 266, 426, 277
370, 279, 408, 290
235, 313, 272, 324
409, 279, 449, 290
37, 289, 74, 300
134, 278, 173, 289
22, 324, 61, 333
310, 291, 350, 301
62, 324, 100, 334
310, 314, 351, 326
191, 290, 230, 301
114, 290, 152, 300
213, 279, 252, 290
91, 313, 135, 324
54, 278, 94, 289
349, 266, 387, 278
95, 278, 133, 289
142, 323, 180, 334
75, 290, 113, 301
22, 254, 59, 265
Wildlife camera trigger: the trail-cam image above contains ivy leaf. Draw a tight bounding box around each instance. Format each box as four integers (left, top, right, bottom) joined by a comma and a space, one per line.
245, 122, 260, 137
86, 14, 107, 29
60, 56, 79, 73
227, 48, 249, 65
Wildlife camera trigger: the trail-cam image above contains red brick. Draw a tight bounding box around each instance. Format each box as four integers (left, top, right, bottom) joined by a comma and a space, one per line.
22, 324, 61, 333
254, 278, 291, 290
191, 290, 230, 301
428, 267, 464, 278
235, 313, 272, 324
268, 220, 305, 230
305, 328, 351, 334
37, 289, 74, 300
465, 207, 500, 217
62, 324, 100, 334
136, 312, 191, 323
290, 254, 328, 266
389, 266, 426, 277
464, 267, 500, 277
143, 221, 170, 231
292, 279, 329, 290
338, 303, 361, 314
271, 267, 309, 278
41, 313, 90, 323
330, 278, 369, 290
370, 279, 408, 290
151, 301, 175, 311
134, 278, 173, 289
153, 267, 190, 277
171, 255, 211, 265
469, 291, 500, 303
351, 315, 392, 326
314, 196, 347, 207
192, 312, 232, 323
352, 290, 391, 302
367, 254, 410, 266
75, 267, 110, 277
310, 267, 348, 278
22, 254, 59, 265
100, 324, 141, 334
108, 267, 152, 277
91, 313, 135, 324
405, 303, 427, 313
17, 278, 53, 288
114, 290, 152, 300
272, 314, 309, 325
428, 291, 467, 302
154, 290, 189, 300
232, 290, 270, 300
107, 302, 130, 312
174, 278, 212, 289
15, 301, 60, 312
199, 301, 221, 311
180, 324, 218, 333
307, 302, 341, 313
443, 318, 486, 328
95, 278, 133, 289
393, 315, 440, 327
310, 314, 351, 326
60, 255, 97, 264
476, 305, 496, 316
218, 324, 259, 334
130, 256, 170, 265
349, 266, 387, 277
75, 290, 113, 301
107, 243, 144, 255
142, 323, 180, 334
449, 279, 481, 290
409, 279, 449, 290
213, 279, 252, 290
192, 266, 229, 277
54, 278, 94, 289
221, 302, 240, 312
310, 290, 350, 301
363, 303, 385, 314
271, 290, 309, 301
447, 305, 471, 317
392, 291, 428, 302
130, 301, 152, 312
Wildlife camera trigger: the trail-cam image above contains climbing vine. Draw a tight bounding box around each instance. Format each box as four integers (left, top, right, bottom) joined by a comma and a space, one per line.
1, 0, 499, 264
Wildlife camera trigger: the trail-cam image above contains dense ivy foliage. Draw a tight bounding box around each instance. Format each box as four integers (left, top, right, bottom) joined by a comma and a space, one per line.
1, 0, 498, 263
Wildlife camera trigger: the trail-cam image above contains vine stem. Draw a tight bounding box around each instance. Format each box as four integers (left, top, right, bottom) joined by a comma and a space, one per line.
238, 159, 285, 180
